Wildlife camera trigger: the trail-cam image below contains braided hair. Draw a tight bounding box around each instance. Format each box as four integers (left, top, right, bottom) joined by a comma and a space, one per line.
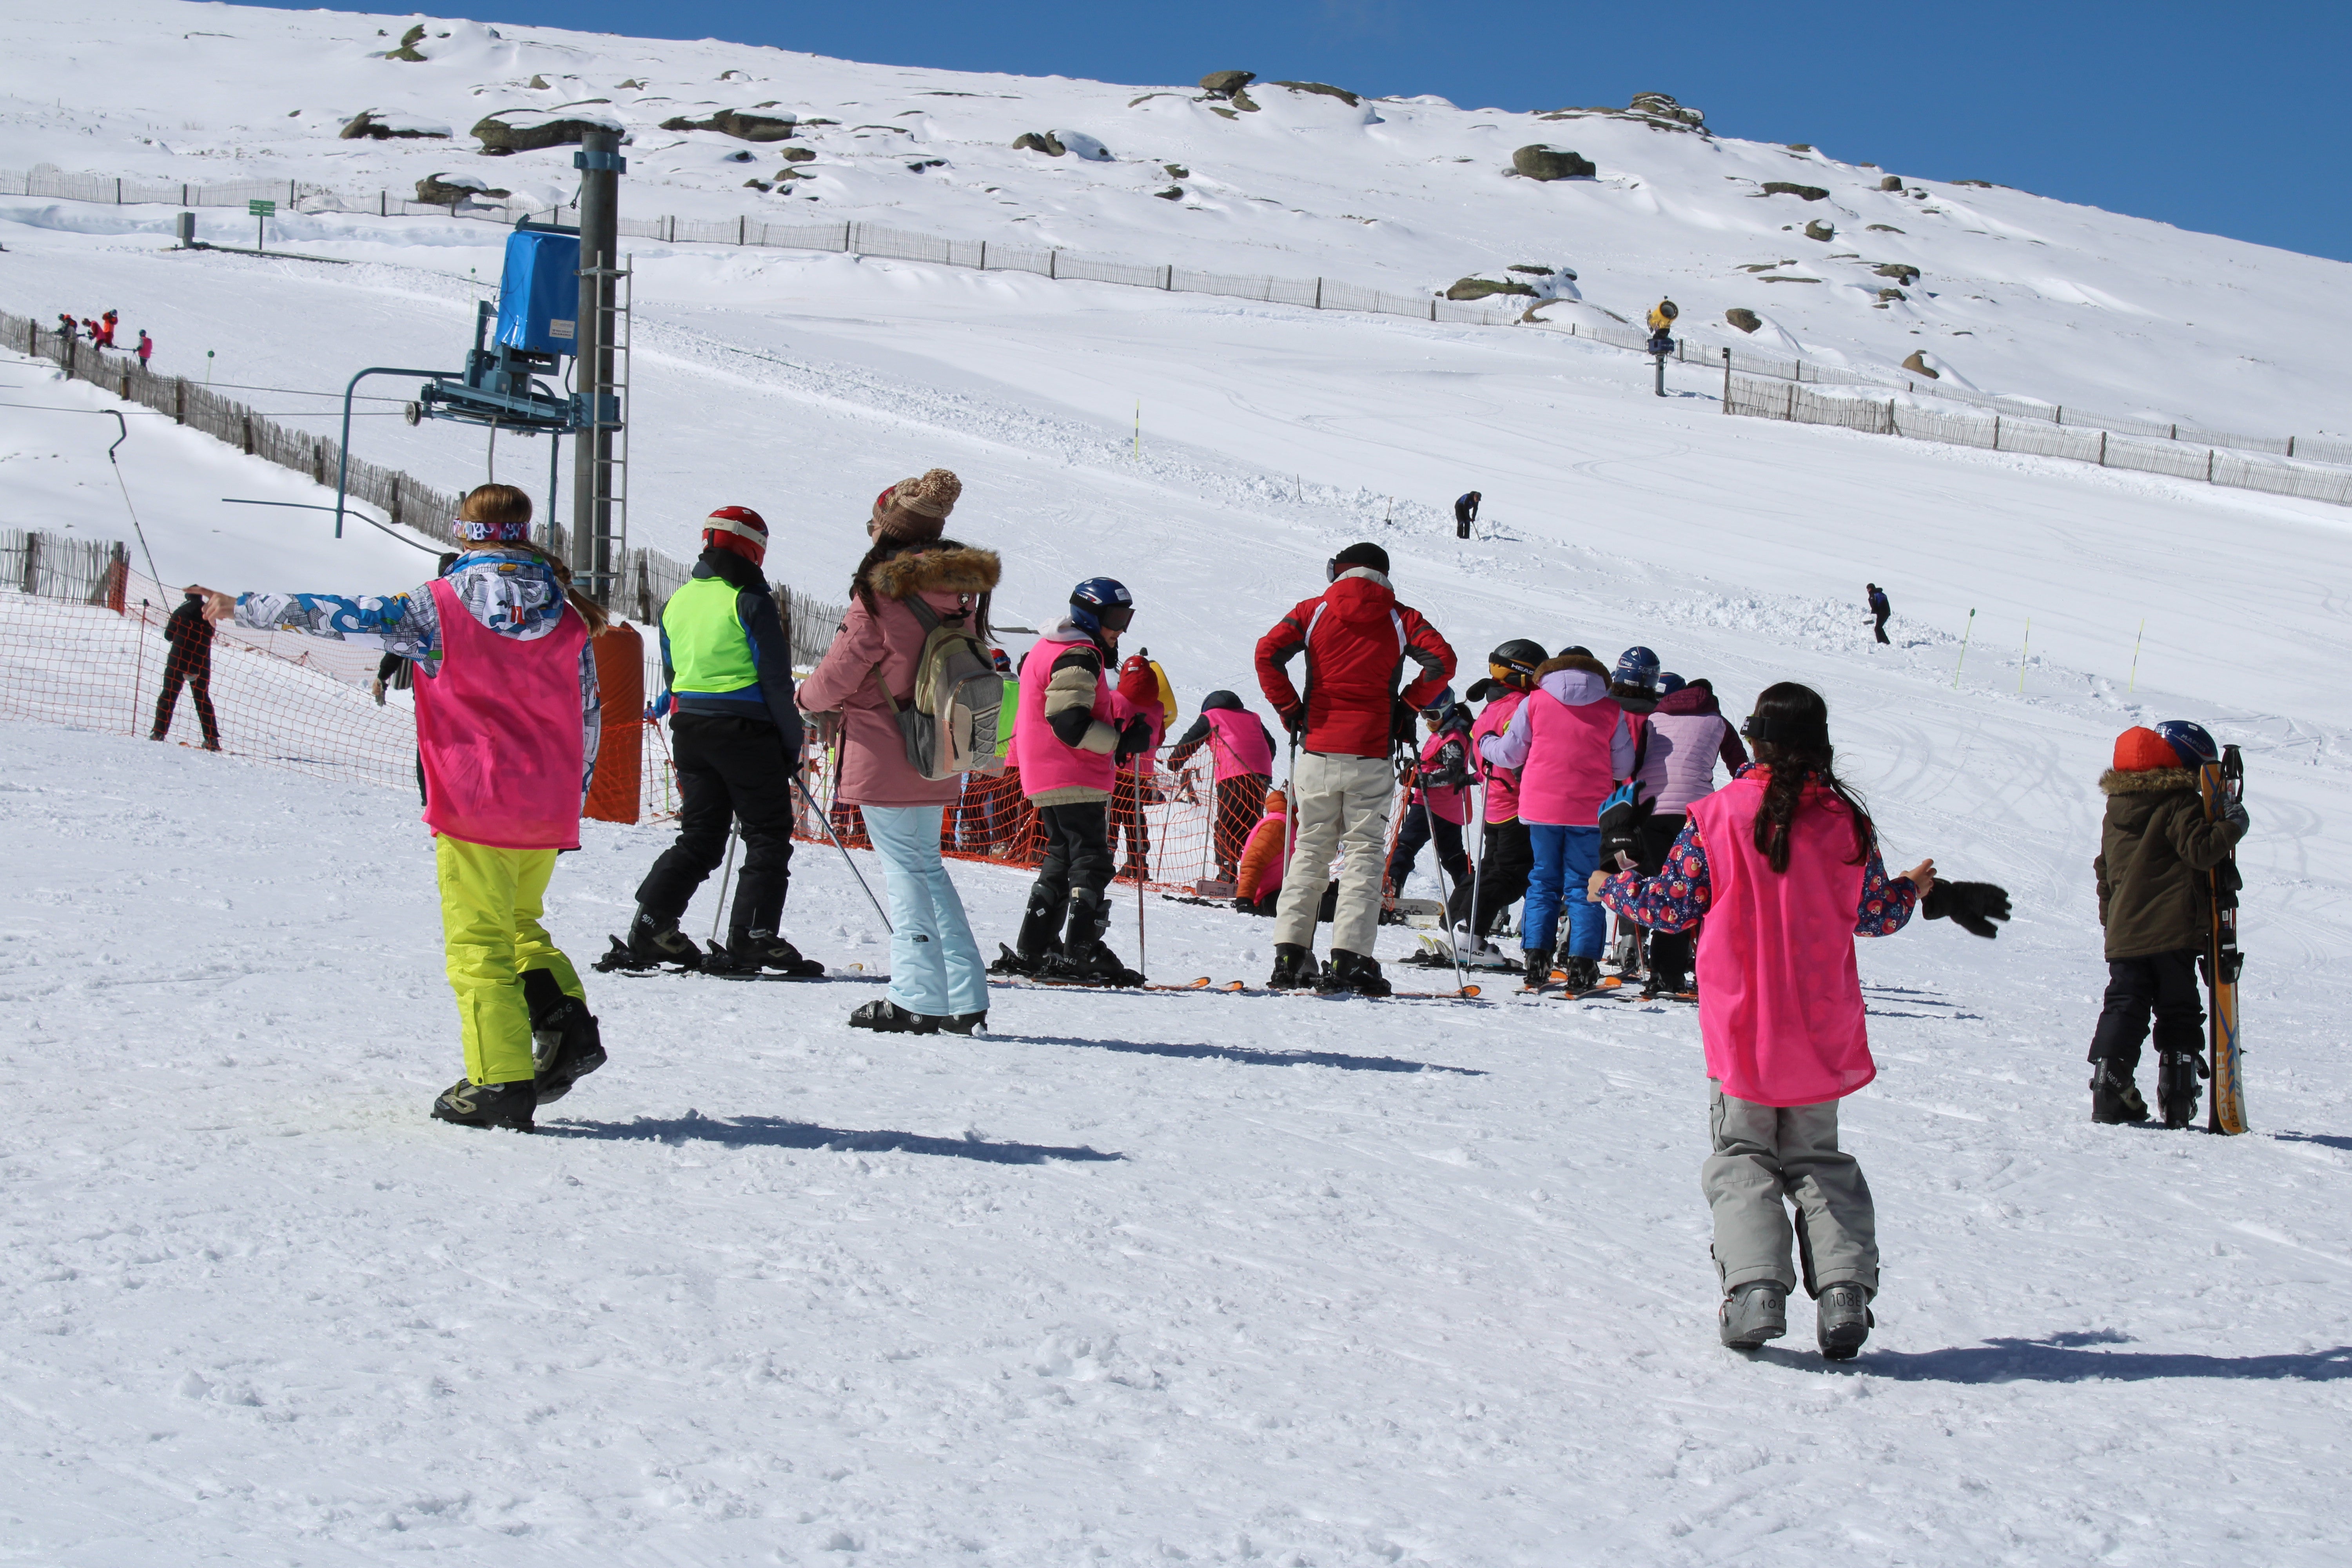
1740, 682, 1873, 873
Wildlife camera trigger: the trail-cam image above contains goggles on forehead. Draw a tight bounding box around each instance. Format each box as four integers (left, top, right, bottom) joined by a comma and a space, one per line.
452, 517, 532, 543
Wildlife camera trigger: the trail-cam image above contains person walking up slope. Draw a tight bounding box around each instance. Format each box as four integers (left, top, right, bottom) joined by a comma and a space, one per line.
1596, 682, 1941, 1358
1866, 584, 1891, 644
799, 469, 1002, 1034
992, 578, 1154, 984
1256, 542, 1456, 995
151, 585, 223, 751
217, 483, 610, 1130
2089, 722, 2248, 1127
1478, 650, 1635, 991
615, 506, 818, 976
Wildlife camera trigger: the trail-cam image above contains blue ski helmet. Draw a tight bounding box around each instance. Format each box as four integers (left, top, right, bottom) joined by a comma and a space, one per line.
2155, 719, 2218, 769
1614, 646, 1661, 691
1420, 683, 1457, 714
1067, 577, 1134, 635
1656, 671, 1687, 696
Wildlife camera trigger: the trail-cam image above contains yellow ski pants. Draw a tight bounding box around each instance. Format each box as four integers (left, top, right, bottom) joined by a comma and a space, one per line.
436, 835, 584, 1085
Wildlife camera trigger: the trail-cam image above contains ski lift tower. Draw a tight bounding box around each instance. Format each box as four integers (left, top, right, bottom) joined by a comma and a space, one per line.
570, 127, 629, 608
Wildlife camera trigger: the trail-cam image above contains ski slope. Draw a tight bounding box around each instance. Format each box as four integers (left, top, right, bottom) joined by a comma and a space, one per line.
4, 4, 2352, 1564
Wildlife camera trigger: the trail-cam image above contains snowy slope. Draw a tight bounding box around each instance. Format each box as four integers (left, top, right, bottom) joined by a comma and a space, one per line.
4, 0, 2351, 436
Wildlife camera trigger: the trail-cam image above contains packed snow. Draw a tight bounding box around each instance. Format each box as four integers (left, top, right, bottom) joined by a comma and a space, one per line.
4, 3, 2352, 1564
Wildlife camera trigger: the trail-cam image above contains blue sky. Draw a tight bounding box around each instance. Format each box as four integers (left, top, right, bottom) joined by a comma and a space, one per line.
320, 0, 2351, 262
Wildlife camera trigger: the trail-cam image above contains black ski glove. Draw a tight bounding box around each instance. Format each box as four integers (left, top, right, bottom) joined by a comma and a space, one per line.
1279, 703, 1307, 739
1113, 713, 1154, 763
1922, 879, 2012, 939
1597, 780, 1653, 867
2220, 796, 2250, 836
1391, 699, 1417, 746
1464, 677, 1497, 703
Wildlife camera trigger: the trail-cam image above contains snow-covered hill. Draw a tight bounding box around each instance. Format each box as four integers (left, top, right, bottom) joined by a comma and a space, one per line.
6, 0, 2351, 436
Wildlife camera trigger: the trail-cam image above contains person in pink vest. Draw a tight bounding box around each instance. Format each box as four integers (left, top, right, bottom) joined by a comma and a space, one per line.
1595, 681, 1936, 1360
1612, 673, 1749, 998
799, 469, 1002, 1035
1450, 639, 1545, 954
1384, 690, 1473, 902
1477, 650, 1636, 990
215, 484, 608, 1131
1164, 690, 1276, 884
989, 577, 1152, 984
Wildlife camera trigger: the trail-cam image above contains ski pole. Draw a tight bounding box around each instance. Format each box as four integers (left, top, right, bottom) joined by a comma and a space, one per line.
709, 822, 741, 942
2128, 617, 2145, 695
1425, 817, 1469, 995
2018, 617, 2031, 695
1952, 608, 1976, 689
791, 772, 893, 935
1464, 777, 1485, 948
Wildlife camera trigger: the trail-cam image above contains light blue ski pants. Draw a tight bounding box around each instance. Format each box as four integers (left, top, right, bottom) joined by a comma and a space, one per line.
862, 804, 988, 1018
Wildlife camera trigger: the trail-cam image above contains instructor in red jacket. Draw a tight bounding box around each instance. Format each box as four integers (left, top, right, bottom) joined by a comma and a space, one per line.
1255, 542, 1455, 994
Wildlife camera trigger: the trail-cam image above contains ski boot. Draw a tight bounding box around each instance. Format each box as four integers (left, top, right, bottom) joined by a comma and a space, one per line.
1718, 1282, 1787, 1350
1563, 956, 1603, 994
2089, 1059, 2149, 1124
1268, 943, 1317, 989
2156, 1050, 2207, 1129
1522, 945, 1555, 990
595, 907, 702, 972
522, 971, 605, 1106
1040, 889, 1143, 986
431, 1077, 537, 1131
848, 998, 939, 1034
716, 930, 826, 978
1816, 1283, 1873, 1360
937, 1011, 988, 1036
1608, 924, 1645, 982
989, 890, 1064, 975
1323, 949, 1392, 998
1642, 969, 1693, 1001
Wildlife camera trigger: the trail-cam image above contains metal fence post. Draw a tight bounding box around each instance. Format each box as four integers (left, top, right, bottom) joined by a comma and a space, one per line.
1048, 249, 1056, 279
2098, 431, 2107, 466
1992, 414, 2001, 450
1721, 347, 1730, 411
2207, 448, 2216, 483
1314, 278, 1322, 309
738, 214, 746, 245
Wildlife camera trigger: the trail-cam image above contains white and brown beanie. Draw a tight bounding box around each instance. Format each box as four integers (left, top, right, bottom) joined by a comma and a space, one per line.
871, 468, 962, 544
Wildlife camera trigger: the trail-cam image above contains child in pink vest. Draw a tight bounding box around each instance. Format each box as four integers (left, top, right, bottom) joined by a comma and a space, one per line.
1596, 681, 1936, 1360
1165, 690, 1276, 884
219, 484, 609, 1131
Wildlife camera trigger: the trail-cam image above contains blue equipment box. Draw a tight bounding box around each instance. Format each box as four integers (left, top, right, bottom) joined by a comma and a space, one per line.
494, 230, 581, 357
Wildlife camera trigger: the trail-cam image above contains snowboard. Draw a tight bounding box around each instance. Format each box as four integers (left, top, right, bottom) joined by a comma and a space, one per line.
2200, 748, 2247, 1135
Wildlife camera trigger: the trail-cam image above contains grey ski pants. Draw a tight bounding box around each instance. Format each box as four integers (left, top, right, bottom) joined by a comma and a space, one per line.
1702, 1083, 1879, 1298
1274, 750, 1397, 957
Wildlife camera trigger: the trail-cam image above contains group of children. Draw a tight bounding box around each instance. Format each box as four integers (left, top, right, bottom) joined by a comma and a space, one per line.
56, 309, 153, 364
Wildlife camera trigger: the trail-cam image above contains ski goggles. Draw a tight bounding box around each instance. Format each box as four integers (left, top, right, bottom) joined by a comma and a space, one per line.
452, 517, 533, 543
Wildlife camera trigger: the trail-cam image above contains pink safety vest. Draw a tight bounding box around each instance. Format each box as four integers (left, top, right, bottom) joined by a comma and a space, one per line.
1686, 775, 1874, 1107
1012, 630, 1135, 800
1413, 726, 1469, 825
1204, 707, 1274, 780
1472, 690, 1527, 821
414, 577, 591, 851
1512, 688, 1621, 828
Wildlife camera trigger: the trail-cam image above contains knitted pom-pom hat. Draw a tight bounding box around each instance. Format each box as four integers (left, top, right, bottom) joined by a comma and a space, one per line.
872, 468, 962, 543
2112, 726, 2180, 773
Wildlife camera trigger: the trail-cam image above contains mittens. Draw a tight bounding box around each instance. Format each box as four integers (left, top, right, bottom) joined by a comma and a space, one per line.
1921, 879, 2012, 939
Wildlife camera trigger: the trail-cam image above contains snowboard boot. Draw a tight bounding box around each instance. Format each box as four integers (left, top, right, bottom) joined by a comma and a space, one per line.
990, 890, 1065, 975
1563, 956, 1603, 993
1816, 1283, 1874, 1360
1324, 949, 1392, 998
521, 971, 605, 1106
431, 1076, 537, 1131
2089, 1059, 2149, 1124
848, 998, 939, 1034
1268, 943, 1316, 989
2157, 1050, 2207, 1130
1718, 1282, 1788, 1350
725, 930, 826, 977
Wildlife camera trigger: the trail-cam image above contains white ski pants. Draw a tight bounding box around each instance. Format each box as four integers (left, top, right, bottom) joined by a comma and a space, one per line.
1702, 1083, 1879, 1298
1273, 750, 1396, 958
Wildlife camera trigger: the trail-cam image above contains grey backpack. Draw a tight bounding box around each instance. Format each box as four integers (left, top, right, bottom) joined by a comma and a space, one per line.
875, 597, 1003, 780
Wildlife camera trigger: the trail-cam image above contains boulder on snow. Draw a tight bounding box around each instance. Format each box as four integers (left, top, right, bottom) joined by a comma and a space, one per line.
1760, 181, 1829, 201
1726, 308, 1763, 334
341, 109, 451, 140
472, 109, 624, 154
659, 108, 797, 142
1901, 350, 1939, 379
1154, 186, 1184, 200
1626, 91, 1704, 127
416, 173, 509, 206
1272, 80, 1361, 107
1878, 288, 1907, 303
1537, 93, 1706, 134
1804, 219, 1836, 241
1051, 129, 1112, 161
1506, 264, 1556, 276
386, 23, 428, 62
1013, 131, 1065, 157
1512, 145, 1596, 180
1445, 276, 1538, 301
1879, 174, 1904, 192
1873, 262, 1921, 285
1198, 70, 1256, 97
780, 145, 815, 163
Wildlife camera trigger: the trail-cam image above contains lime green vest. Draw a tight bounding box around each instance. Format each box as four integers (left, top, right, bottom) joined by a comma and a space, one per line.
663, 577, 757, 693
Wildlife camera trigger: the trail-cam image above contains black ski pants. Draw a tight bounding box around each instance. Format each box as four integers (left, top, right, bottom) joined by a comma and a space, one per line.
1029, 800, 1113, 910
1387, 801, 1469, 894
151, 646, 219, 748
1449, 816, 1532, 937
634, 713, 798, 939
2088, 949, 2204, 1071
1212, 773, 1268, 882
1634, 811, 1695, 981
1871, 611, 1891, 645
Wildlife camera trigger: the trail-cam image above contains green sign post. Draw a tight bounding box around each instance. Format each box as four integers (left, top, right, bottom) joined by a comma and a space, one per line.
248, 197, 275, 252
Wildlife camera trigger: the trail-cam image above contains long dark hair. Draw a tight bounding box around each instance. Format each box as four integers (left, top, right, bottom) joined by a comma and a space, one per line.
849, 534, 993, 642
1743, 681, 1873, 872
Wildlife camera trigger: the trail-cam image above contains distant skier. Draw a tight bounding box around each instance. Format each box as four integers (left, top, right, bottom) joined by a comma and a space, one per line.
1165, 689, 1277, 885
217, 483, 611, 1131
617, 505, 820, 977
1255, 541, 1457, 995
991, 577, 1154, 984
1866, 583, 1891, 644
150, 585, 223, 751
1596, 681, 1936, 1359
96, 310, 118, 349
1453, 490, 1481, 540
1385, 691, 1473, 904
2089, 722, 2249, 1127
1646, 298, 1679, 354
136, 329, 153, 368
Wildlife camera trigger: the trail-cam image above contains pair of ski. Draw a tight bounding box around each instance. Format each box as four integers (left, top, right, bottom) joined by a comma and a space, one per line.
993, 974, 1483, 1001
590, 935, 828, 982
2202, 749, 2248, 1135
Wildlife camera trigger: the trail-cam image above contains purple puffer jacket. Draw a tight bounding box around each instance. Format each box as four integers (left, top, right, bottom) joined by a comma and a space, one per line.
1635, 683, 1749, 813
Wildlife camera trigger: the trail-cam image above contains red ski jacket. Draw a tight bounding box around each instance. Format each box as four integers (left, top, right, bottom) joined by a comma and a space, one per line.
1254, 568, 1455, 759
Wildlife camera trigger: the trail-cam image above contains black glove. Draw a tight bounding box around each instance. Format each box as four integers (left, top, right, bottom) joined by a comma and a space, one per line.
1464, 677, 1497, 703
1280, 704, 1307, 739
1922, 879, 2012, 939
1390, 699, 1417, 746
1113, 713, 1154, 763
1597, 780, 1653, 867
2220, 796, 2249, 836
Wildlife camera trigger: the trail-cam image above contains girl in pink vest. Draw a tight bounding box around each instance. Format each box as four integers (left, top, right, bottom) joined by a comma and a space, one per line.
1596, 682, 1936, 1360
1165, 690, 1276, 883
220, 484, 609, 1132
1452, 639, 1545, 950
1477, 651, 1636, 989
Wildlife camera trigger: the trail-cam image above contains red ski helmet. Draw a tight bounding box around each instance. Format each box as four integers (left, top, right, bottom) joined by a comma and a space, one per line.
703, 505, 769, 565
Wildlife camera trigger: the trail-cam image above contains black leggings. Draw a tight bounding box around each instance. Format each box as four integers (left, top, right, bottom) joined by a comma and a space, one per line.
2089, 949, 2205, 1070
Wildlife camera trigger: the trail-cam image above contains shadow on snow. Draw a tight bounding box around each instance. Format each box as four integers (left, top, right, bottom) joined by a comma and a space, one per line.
544, 1111, 1123, 1164
998, 1031, 1483, 1076
1760, 1336, 2352, 1383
